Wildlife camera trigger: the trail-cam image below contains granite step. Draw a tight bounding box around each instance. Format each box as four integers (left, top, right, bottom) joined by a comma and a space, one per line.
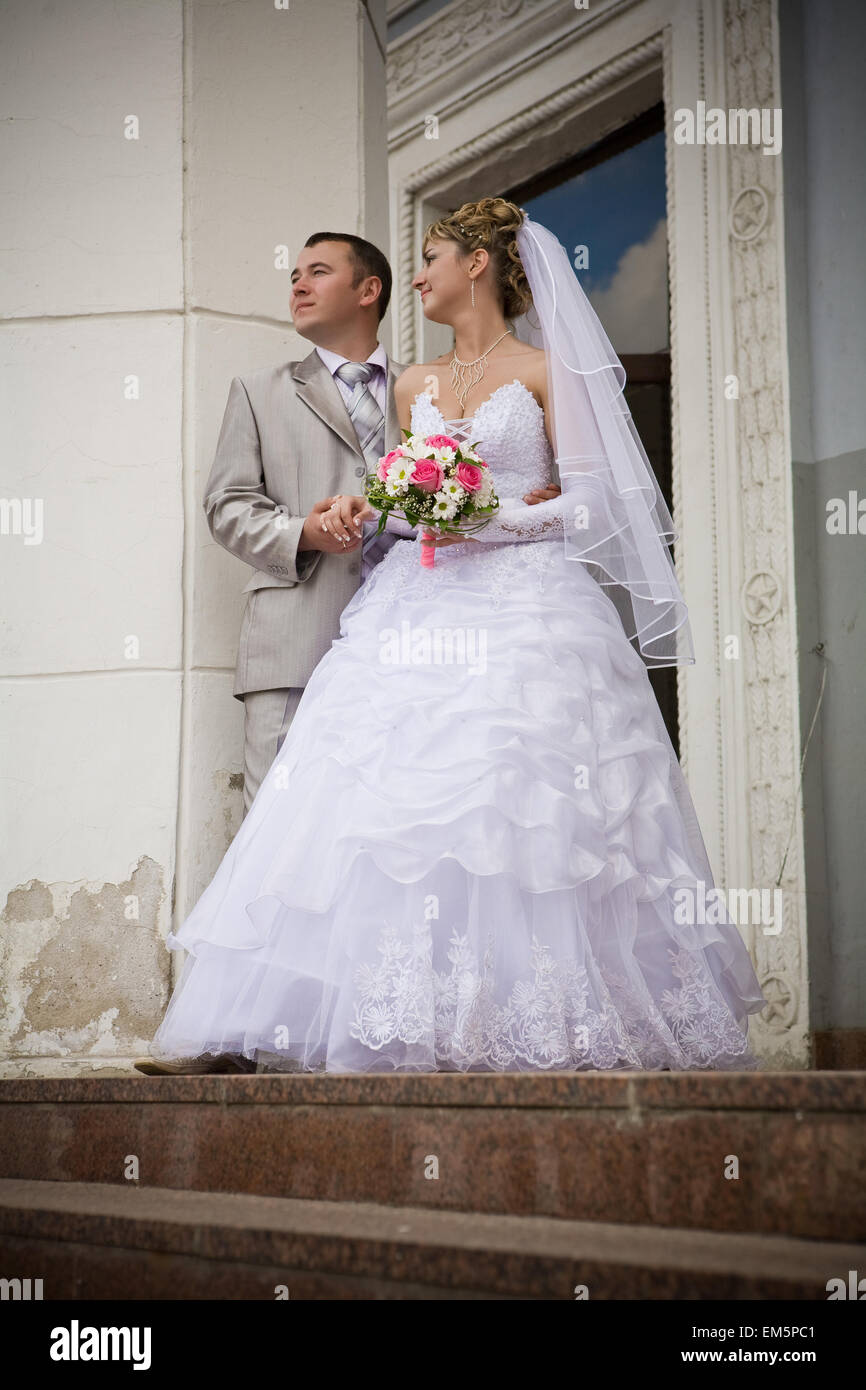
1, 1178, 863, 1301
1, 1072, 864, 1240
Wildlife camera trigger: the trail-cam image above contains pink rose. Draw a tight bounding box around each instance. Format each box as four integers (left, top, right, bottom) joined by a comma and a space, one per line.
424, 434, 462, 451
377, 446, 404, 481
455, 462, 484, 492
410, 459, 445, 493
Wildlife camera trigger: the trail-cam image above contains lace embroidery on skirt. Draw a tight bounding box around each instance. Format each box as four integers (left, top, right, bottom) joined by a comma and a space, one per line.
349, 923, 756, 1071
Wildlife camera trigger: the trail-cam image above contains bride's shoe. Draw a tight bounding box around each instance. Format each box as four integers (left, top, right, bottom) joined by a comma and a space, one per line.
133, 1052, 256, 1076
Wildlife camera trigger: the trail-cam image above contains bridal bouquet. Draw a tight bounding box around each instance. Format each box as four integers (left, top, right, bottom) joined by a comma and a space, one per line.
366, 430, 499, 567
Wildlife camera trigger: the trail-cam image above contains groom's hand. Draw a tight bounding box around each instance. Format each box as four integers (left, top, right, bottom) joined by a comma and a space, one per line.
524, 485, 562, 504
300, 497, 362, 554
320, 494, 376, 544
300, 495, 375, 553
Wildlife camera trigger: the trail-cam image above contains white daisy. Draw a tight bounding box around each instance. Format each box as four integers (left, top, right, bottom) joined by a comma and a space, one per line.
431, 445, 456, 465
386, 460, 412, 493
432, 491, 459, 521
477, 474, 495, 506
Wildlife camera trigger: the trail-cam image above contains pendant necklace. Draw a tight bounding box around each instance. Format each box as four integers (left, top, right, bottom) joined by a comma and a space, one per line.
450, 330, 512, 415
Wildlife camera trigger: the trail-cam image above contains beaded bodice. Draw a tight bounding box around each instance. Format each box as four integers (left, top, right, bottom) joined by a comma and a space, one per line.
409, 379, 554, 499
358, 378, 563, 607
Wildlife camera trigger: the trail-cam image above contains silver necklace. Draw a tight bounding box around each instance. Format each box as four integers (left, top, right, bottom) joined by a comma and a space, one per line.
450, 330, 512, 413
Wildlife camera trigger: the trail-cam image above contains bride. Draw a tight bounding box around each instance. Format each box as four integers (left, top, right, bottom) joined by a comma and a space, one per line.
137, 197, 767, 1075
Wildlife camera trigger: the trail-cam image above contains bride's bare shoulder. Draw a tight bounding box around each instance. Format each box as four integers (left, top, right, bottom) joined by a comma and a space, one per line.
507, 341, 547, 366
394, 359, 448, 404
502, 341, 547, 397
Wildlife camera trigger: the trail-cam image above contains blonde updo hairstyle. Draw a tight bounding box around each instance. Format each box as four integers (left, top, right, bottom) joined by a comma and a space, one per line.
423, 197, 533, 319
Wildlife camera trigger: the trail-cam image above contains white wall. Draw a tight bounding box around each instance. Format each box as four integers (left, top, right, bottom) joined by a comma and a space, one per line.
0, 0, 388, 1075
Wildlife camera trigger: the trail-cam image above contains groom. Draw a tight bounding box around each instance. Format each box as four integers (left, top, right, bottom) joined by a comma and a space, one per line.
204, 232, 405, 814
205, 230, 561, 818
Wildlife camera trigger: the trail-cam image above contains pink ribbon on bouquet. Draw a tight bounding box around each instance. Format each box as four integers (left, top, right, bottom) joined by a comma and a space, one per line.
419, 528, 436, 567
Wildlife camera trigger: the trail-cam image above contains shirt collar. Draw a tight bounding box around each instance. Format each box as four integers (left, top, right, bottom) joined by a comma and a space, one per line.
316, 342, 388, 377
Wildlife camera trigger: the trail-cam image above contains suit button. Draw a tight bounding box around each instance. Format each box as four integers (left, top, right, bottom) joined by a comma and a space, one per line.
349, 563, 360, 577
354, 465, 366, 478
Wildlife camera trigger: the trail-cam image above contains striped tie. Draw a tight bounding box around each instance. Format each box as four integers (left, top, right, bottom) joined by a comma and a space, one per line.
335, 361, 385, 469
335, 361, 391, 578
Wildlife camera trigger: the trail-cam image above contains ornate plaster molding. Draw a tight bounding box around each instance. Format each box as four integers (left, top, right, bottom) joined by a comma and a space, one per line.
389, 0, 543, 100
387, 0, 640, 139
723, 0, 808, 1063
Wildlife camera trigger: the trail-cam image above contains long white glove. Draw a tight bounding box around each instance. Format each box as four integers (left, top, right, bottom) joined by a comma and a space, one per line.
472, 492, 565, 544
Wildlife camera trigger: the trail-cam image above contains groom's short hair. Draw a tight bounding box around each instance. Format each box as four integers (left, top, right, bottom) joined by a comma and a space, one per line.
304, 232, 392, 322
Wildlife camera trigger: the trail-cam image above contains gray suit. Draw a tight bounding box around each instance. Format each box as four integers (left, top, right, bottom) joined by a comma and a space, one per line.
204, 348, 406, 809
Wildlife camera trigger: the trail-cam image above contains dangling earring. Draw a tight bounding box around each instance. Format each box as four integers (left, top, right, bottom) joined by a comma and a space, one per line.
470, 275, 476, 310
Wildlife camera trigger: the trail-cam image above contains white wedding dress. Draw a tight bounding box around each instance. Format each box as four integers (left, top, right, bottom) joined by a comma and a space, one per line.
150, 381, 767, 1072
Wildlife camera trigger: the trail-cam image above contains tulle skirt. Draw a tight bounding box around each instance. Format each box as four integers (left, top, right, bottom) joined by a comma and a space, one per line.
151, 537, 767, 1072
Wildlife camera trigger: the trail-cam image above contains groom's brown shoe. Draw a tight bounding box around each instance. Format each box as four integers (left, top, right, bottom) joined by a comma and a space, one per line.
133, 1052, 256, 1076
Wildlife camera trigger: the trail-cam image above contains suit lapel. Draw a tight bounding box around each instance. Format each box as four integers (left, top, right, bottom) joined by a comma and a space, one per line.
293, 348, 407, 459
292, 350, 361, 458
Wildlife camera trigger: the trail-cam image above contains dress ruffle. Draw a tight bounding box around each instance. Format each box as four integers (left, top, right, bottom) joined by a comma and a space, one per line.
152, 539, 767, 1073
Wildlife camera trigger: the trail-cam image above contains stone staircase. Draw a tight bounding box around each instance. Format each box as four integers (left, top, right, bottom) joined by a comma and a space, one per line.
0, 1071, 864, 1299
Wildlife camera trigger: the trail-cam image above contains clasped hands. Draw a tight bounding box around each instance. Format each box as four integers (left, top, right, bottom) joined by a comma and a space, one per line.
300, 484, 562, 554
299, 495, 373, 554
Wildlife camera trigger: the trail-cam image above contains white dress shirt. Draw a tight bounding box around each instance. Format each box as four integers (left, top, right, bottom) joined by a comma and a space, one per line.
315, 342, 388, 413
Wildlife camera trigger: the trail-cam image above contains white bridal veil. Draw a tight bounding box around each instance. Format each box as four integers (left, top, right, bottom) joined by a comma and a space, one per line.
514, 215, 695, 668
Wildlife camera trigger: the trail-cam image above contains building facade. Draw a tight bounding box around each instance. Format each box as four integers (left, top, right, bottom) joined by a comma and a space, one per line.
1, 0, 863, 1075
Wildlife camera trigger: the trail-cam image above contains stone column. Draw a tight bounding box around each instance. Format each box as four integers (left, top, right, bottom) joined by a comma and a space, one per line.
0, 0, 388, 1075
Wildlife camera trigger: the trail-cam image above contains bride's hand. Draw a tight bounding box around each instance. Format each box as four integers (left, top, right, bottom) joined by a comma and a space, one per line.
524, 484, 562, 504
320, 494, 375, 544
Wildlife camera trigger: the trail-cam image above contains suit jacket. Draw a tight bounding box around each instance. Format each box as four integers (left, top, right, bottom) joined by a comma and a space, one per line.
204, 349, 407, 699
